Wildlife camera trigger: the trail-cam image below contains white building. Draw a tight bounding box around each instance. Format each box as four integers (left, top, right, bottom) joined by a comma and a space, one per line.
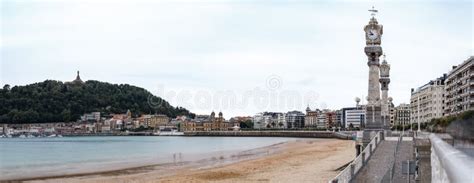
276, 113, 287, 128
410, 75, 446, 124
444, 56, 474, 116
81, 112, 101, 122
252, 113, 265, 129
394, 103, 411, 126
317, 114, 327, 128
342, 107, 365, 128
252, 112, 287, 129
285, 111, 305, 128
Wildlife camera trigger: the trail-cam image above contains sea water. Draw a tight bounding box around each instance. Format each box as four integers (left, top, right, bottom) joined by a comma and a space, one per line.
0, 136, 296, 180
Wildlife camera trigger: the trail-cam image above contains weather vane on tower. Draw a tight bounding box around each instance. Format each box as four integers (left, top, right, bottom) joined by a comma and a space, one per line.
369, 6, 378, 17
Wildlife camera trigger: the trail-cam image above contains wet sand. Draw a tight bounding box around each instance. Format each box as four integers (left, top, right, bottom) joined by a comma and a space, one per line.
19, 138, 355, 183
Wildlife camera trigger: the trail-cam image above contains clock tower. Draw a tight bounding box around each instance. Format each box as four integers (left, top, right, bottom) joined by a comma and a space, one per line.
362, 7, 384, 146
380, 55, 391, 129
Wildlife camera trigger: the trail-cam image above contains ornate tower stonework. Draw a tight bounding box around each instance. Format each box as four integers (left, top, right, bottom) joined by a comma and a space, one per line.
379, 55, 391, 129
364, 7, 383, 130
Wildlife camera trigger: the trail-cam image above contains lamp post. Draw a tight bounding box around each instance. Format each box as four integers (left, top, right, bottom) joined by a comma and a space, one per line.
417, 96, 421, 132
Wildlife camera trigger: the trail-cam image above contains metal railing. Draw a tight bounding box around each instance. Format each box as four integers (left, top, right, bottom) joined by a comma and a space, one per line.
330, 131, 383, 183
430, 134, 474, 183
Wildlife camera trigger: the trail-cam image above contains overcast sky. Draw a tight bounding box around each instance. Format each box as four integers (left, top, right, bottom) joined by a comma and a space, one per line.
1, 0, 472, 117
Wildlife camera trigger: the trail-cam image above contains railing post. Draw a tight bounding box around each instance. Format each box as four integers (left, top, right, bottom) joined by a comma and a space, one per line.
370, 144, 373, 153
350, 164, 355, 177
362, 152, 366, 165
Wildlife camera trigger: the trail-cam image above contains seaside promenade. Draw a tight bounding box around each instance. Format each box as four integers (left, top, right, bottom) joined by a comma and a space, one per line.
331, 131, 474, 183
352, 137, 414, 183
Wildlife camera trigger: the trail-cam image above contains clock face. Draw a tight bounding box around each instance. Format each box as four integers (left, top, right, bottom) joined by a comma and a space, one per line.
368, 29, 378, 40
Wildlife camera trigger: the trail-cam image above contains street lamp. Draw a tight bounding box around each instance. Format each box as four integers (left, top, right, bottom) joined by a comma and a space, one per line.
417, 96, 421, 132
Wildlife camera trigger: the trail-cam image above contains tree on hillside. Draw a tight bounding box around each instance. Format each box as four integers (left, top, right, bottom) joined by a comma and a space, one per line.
0, 80, 194, 124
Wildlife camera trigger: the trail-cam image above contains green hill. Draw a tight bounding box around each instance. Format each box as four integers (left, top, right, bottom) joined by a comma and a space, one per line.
0, 80, 194, 124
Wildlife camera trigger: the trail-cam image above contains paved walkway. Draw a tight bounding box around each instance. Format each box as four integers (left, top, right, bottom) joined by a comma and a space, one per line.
392, 141, 415, 183
353, 141, 397, 183
353, 139, 415, 183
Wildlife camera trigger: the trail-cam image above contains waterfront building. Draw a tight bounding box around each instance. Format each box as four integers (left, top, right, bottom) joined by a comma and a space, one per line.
229, 116, 252, 123
211, 112, 227, 131
285, 111, 305, 128
107, 110, 133, 130
193, 115, 209, 122
136, 116, 146, 128
275, 113, 287, 128
324, 110, 337, 128
183, 112, 238, 131
84, 123, 96, 133
394, 103, 410, 126
100, 120, 111, 133
143, 114, 169, 128
342, 106, 366, 129
182, 120, 200, 131
251, 112, 286, 129
444, 56, 474, 116
81, 112, 101, 122
304, 106, 319, 127
304, 107, 341, 129
261, 115, 272, 128
335, 110, 343, 128
263, 112, 286, 128
389, 98, 395, 126
410, 75, 446, 124
317, 113, 327, 128
252, 113, 265, 129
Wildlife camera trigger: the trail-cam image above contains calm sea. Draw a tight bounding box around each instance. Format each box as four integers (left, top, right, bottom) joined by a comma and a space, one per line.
0, 136, 296, 180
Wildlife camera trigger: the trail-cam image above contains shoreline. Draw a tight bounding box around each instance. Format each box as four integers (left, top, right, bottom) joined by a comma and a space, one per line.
8, 138, 355, 183
1, 140, 290, 182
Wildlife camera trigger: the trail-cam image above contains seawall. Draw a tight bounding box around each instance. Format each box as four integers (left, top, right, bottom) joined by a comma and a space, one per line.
184, 131, 353, 140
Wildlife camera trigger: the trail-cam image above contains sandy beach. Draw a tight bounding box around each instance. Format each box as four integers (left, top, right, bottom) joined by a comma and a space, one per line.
21, 138, 355, 183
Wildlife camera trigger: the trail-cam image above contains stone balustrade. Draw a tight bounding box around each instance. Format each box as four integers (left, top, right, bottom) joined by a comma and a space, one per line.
430, 134, 474, 183
329, 131, 382, 183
